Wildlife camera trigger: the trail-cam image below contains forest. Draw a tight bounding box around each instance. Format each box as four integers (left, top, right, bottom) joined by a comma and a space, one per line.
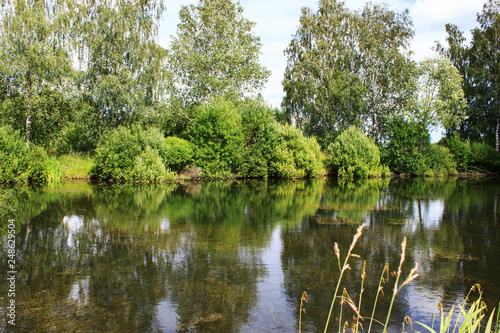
0, 0, 499, 183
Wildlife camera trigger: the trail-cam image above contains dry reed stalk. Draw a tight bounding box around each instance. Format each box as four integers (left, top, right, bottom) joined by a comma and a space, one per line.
324, 223, 366, 333
368, 263, 389, 333
299, 291, 308, 333
354, 261, 367, 333
382, 237, 419, 333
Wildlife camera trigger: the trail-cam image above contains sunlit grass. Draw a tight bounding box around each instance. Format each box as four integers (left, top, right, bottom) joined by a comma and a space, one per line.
57, 153, 93, 179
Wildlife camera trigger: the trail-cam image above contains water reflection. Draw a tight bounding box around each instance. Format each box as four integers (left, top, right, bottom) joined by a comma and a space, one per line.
0, 178, 499, 332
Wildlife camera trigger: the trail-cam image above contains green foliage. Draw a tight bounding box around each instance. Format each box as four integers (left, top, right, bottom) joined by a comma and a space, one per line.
164, 137, 194, 172
469, 142, 500, 172
268, 123, 323, 179
239, 99, 278, 178
325, 126, 389, 178
75, 0, 167, 140
381, 117, 457, 176
0, 126, 62, 183
381, 116, 430, 176
282, 0, 415, 147
437, 0, 500, 150
441, 132, 471, 169
190, 99, 244, 178
416, 56, 467, 131
0, 0, 74, 146
424, 144, 457, 177
91, 126, 174, 182
57, 153, 93, 179
168, 0, 270, 106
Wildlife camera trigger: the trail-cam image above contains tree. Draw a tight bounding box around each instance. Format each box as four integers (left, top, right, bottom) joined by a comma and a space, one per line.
469, 0, 500, 151
74, 0, 167, 144
416, 56, 467, 133
282, 0, 415, 148
437, 0, 500, 151
357, 2, 416, 142
0, 0, 74, 146
167, 0, 270, 107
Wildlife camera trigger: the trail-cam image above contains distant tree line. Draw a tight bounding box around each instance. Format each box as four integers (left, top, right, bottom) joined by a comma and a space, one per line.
0, 0, 499, 183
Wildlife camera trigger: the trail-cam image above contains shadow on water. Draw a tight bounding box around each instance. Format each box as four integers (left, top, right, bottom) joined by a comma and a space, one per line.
0, 178, 498, 332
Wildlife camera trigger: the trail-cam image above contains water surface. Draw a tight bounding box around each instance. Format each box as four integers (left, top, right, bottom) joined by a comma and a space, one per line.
1, 178, 499, 332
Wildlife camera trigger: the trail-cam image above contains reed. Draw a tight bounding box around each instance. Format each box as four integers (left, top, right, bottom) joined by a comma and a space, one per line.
367, 263, 389, 333
324, 223, 366, 333
298, 225, 420, 333
299, 291, 308, 333
298, 226, 497, 333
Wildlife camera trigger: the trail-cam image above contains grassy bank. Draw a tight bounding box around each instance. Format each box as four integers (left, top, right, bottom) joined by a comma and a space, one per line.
57, 153, 93, 179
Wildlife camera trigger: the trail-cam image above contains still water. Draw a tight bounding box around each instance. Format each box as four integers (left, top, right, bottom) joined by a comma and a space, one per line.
0, 178, 499, 332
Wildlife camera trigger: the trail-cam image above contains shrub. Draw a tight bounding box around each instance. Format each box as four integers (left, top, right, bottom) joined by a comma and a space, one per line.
0, 126, 30, 182
326, 126, 388, 178
190, 99, 244, 178
268, 123, 323, 178
133, 147, 172, 182
164, 137, 194, 172
91, 125, 172, 182
424, 144, 457, 176
441, 132, 471, 169
469, 142, 500, 172
239, 99, 278, 178
380, 116, 429, 176
0, 126, 61, 183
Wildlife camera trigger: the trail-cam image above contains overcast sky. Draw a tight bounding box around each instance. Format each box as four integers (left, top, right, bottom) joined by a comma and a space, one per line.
158, 0, 486, 108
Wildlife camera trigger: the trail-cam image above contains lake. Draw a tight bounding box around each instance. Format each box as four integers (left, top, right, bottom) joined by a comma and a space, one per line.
1, 178, 499, 332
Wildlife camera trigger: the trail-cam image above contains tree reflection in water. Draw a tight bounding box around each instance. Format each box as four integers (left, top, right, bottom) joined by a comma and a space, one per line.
0, 178, 498, 332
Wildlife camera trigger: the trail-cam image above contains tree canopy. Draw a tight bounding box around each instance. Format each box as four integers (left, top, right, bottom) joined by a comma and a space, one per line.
282, 0, 415, 148
437, 0, 500, 150
0, 0, 74, 146
167, 0, 270, 108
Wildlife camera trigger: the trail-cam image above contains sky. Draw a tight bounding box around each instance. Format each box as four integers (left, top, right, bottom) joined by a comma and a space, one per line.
157, 0, 486, 109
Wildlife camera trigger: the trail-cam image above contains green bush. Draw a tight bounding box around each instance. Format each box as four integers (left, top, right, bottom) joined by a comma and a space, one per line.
268, 123, 323, 178
133, 147, 172, 182
91, 125, 173, 182
469, 141, 500, 172
424, 144, 457, 176
380, 116, 429, 176
326, 126, 388, 178
239, 99, 278, 178
0, 126, 30, 182
441, 132, 471, 169
190, 99, 244, 178
164, 137, 194, 172
0, 126, 61, 183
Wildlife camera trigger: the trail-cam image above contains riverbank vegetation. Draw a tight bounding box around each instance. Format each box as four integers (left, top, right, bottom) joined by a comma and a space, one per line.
0, 0, 499, 183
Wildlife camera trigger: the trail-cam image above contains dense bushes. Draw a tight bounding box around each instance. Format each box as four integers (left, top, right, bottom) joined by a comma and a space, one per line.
186, 98, 324, 179
164, 137, 194, 172
0, 126, 62, 183
269, 123, 323, 178
88, 98, 325, 181
91, 126, 175, 182
441, 133, 500, 172
325, 126, 389, 178
380, 117, 458, 176
189, 99, 244, 178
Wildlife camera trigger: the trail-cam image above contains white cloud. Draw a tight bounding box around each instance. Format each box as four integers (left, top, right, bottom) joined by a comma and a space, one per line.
158, 0, 486, 108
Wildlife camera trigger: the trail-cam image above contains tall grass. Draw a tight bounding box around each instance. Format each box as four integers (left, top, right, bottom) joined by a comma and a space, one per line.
417, 285, 499, 333
299, 226, 498, 333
